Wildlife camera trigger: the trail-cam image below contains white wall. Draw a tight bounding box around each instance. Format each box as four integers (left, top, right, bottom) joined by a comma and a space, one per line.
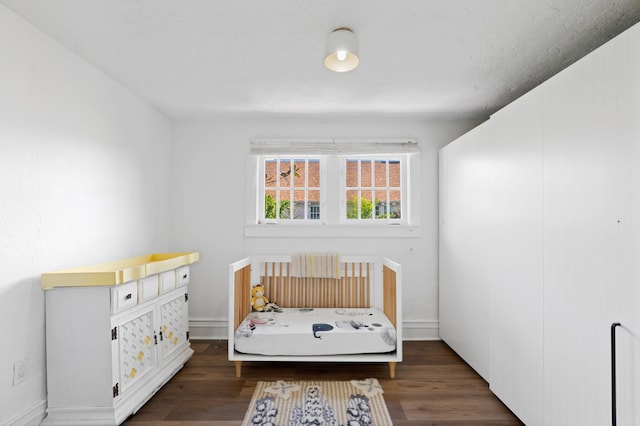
170, 117, 481, 340
439, 22, 640, 425
0, 5, 173, 425
0, 4, 483, 424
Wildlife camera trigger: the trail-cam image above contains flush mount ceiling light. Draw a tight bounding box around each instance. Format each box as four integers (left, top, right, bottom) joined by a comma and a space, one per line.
324, 27, 360, 72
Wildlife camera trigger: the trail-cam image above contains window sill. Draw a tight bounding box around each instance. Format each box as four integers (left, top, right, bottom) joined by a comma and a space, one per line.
244, 224, 421, 238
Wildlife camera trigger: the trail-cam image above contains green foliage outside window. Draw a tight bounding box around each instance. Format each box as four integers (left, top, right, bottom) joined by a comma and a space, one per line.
346, 195, 374, 219
346, 195, 399, 219
265, 194, 290, 219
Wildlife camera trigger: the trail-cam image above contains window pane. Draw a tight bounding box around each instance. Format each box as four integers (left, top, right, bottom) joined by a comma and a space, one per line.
293, 190, 305, 219
265, 159, 277, 187
279, 189, 292, 219
308, 190, 320, 219
390, 190, 401, 218
389, 160, 401, 187
361, 191, 373, 219
293, 159, 305, 187
279, 159, 294, 188
292, 202, 304, 219
375, 160, 387, 187
308, 189, 320, 203
264, 191, 277, 219
279, 199, 292, 219
375, 190, 388, 219
346, 190, 359, 219
346, 160, 358, 187
360, 160, 372, 187
279, 191, 291, 201
308, 160, 320, 188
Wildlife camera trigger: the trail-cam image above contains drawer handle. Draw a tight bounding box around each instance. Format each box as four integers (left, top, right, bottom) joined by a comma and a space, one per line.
125, 293, 132, 300
182, 274, 188, 280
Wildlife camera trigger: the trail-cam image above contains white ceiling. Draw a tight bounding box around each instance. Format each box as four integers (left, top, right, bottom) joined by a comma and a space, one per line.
3, 0, 640, 120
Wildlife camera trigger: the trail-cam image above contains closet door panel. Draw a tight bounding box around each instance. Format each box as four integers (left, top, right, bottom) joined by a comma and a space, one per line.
439, 120, 499, 380
542, 60, 590, 426
617, 24, 640, 425
487, 89, 543, 426
542, 36, 624, 425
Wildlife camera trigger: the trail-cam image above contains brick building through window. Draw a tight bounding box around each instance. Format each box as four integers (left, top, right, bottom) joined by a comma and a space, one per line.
264, 157, 401, 220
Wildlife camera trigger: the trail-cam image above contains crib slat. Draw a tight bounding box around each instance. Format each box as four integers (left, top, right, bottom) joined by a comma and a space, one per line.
234, 264, 251, 329
277, 264, 282, 306
366, 262, 371, 306
355, 263, 359, 307
328, 277, 334, 308
270, 262, 275, 302
293, 276, 298, 307
359, 262, 364, 307
285, 263, 290, 307
323, 278, 328, 307
383, 265, 397, 327
351, 263, 356, 308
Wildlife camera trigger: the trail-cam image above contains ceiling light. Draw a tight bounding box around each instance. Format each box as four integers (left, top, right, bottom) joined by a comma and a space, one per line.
324, 28, 359, 72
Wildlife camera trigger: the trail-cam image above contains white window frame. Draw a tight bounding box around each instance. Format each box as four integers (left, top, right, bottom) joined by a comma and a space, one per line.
246, 139, 421, 238
340, 155, 407, 225
258, 156, 326, 224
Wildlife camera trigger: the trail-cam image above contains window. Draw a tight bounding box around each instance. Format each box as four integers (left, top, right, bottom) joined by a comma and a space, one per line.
249, 139, 419, 236
344, 157, 402, 221
263, 157, 322, 221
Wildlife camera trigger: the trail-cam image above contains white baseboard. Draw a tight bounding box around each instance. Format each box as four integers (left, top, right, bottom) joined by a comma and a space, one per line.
189, 319, 440, 341
401, 320, 440, 340
189, 318, 228, 339
6, 399, 46, 426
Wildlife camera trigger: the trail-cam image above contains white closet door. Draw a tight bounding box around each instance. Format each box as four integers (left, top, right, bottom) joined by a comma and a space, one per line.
486, 88, 544, 426
615, 23, 640, 425
542, 31, 629, 425
439, 119, 498, 381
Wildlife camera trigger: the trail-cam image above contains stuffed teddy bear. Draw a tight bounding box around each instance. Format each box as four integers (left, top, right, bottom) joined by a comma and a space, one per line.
251, 284, 269, 312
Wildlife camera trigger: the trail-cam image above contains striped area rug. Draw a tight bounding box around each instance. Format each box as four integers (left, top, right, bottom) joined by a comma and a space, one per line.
242, 378, 393, 425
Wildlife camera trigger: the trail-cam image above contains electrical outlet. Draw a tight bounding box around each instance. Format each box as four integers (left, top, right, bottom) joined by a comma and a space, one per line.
13, 360, 27, 386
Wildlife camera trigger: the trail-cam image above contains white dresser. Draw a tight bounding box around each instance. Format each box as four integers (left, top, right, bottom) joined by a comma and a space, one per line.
40, 252, 199, 426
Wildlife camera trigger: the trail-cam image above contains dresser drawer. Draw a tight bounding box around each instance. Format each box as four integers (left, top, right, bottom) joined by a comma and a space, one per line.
138, 275, 159, 303
111, 281, 138, 314
159, 270, 176, 293
176, 266, 190, 287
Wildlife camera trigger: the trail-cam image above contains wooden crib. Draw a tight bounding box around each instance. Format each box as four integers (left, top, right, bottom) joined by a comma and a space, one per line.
228, 255, 402, 378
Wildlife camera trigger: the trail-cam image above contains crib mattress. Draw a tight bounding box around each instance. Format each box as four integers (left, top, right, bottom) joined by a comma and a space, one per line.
234, 308, 397, 356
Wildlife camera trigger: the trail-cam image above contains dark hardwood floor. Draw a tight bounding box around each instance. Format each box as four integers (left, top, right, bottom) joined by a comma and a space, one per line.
124, 340, 523, 425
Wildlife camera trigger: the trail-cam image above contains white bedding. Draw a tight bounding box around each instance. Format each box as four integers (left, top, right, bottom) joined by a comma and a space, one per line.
234, 308, 397, 356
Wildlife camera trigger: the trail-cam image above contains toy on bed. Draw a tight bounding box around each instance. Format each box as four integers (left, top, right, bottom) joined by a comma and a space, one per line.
228, 254, 402, 378
251, 284, 268, 311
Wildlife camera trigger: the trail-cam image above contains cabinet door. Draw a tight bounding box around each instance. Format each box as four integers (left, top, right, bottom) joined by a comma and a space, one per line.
486, 88, 544, 426
113, 304, 157, 396
439, 120, 497, 381
618, 26, 640, 424
157, 288, 189, 365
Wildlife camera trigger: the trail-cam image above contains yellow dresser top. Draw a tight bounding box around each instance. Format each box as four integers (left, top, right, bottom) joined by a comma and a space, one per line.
41, 252, 200, 289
